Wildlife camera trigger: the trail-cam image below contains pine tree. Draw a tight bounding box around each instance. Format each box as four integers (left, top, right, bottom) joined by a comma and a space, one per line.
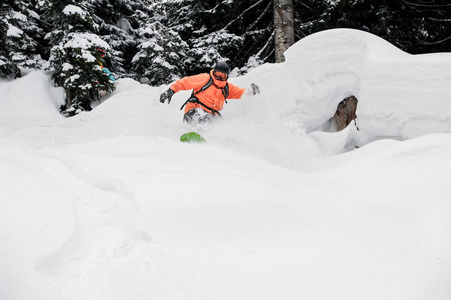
86, 0, 189, 86
158, 0, 326, 75
44, 0, 115, 116
401, 0, 451, 53
0, 6, 20, 79
317, 0, 427, 53
131, 20, 188, 85
374, 1, 422, 53
0, 0, 44, 79
159, 0, 247, 75
89, 0, 155, 77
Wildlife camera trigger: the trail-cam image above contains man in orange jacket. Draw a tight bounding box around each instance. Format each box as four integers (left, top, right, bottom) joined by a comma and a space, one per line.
159, 61, 260, 124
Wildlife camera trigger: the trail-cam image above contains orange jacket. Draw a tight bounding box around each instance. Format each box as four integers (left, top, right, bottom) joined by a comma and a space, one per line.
170, 70, 246, 114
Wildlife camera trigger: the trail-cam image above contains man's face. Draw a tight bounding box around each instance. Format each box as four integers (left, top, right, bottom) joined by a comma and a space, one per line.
213, 71, 227, 81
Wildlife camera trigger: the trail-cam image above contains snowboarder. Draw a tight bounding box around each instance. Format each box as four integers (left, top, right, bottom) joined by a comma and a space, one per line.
159, 61, 260, 124
97, 48, 116, 82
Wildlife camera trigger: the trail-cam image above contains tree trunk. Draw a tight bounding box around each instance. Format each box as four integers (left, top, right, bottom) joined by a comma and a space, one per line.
273, 0, 295, 63
66, 90, 73, 109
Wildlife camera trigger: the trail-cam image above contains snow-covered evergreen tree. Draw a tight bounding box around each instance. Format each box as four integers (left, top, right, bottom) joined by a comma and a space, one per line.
44, 1, 115, 116
83, 0, 187, 85
187, 29, 244, 74
158, 0, 325, 75
132, 20, 188, 85
159, 0, 245, 75
2, 0, 447, 89
0, 8, 20, 79
89, 0, 155, 77
0, 0, 45, 79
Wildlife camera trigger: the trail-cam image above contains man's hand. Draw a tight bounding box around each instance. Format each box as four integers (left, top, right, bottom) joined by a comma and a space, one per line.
159, 89, 175, 104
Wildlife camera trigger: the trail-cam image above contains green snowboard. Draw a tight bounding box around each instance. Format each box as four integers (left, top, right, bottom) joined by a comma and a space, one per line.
180, 132, 207, 143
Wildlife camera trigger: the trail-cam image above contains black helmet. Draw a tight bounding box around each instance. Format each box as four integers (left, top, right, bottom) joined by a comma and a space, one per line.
213, 61, 230, 75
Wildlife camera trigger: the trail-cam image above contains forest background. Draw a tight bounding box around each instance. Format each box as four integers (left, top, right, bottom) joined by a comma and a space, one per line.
1, 0, 450, 114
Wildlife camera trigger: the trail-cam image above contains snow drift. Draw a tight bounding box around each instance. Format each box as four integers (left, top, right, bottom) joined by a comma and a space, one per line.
230, 29, 451, 154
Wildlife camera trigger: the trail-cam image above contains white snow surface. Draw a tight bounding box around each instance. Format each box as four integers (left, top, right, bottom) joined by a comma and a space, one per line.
1, 29, 451, 300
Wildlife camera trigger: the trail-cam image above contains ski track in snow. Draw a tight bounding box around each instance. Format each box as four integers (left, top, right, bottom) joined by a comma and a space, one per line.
31, 149, 206, 300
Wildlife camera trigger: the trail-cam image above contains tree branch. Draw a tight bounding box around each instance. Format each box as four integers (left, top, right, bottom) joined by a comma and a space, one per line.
256, 30, 275, 58
402, 0, 451, 8
417, 35, 451, 45
247, 1, 272, 31
427, 17, 451, 22
223, 0, 267, 31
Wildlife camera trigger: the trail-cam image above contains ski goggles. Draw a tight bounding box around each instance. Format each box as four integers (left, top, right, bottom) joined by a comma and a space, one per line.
213, 71, 227, 81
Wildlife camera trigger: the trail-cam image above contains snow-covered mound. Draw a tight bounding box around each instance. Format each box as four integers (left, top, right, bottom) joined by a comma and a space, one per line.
229, 28, 451, 152
0, 71, 64, 125
1, 29, 451, 300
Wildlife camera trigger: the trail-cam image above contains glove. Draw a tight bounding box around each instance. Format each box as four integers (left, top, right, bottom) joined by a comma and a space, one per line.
160, 89, 175, 104
250, 83, 260, 95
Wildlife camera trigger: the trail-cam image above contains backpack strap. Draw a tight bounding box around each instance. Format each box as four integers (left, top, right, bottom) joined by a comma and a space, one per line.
219, 83, 229, 103
194, 74, 229, 101
194, 75, 213, 96
180, 74, 228, 113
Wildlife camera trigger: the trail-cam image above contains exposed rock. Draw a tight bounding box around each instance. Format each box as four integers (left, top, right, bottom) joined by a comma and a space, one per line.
334, 96, 358, 131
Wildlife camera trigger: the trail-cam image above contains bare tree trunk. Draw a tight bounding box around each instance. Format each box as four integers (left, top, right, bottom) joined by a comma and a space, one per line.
66, 90, 72, 108
273, 0, 295, 63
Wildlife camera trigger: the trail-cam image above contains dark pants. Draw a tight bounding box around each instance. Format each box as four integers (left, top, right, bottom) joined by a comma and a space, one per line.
183, 108, 217, 125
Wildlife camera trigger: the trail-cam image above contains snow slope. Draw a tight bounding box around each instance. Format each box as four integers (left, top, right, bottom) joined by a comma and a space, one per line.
1, 29, 451, 300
